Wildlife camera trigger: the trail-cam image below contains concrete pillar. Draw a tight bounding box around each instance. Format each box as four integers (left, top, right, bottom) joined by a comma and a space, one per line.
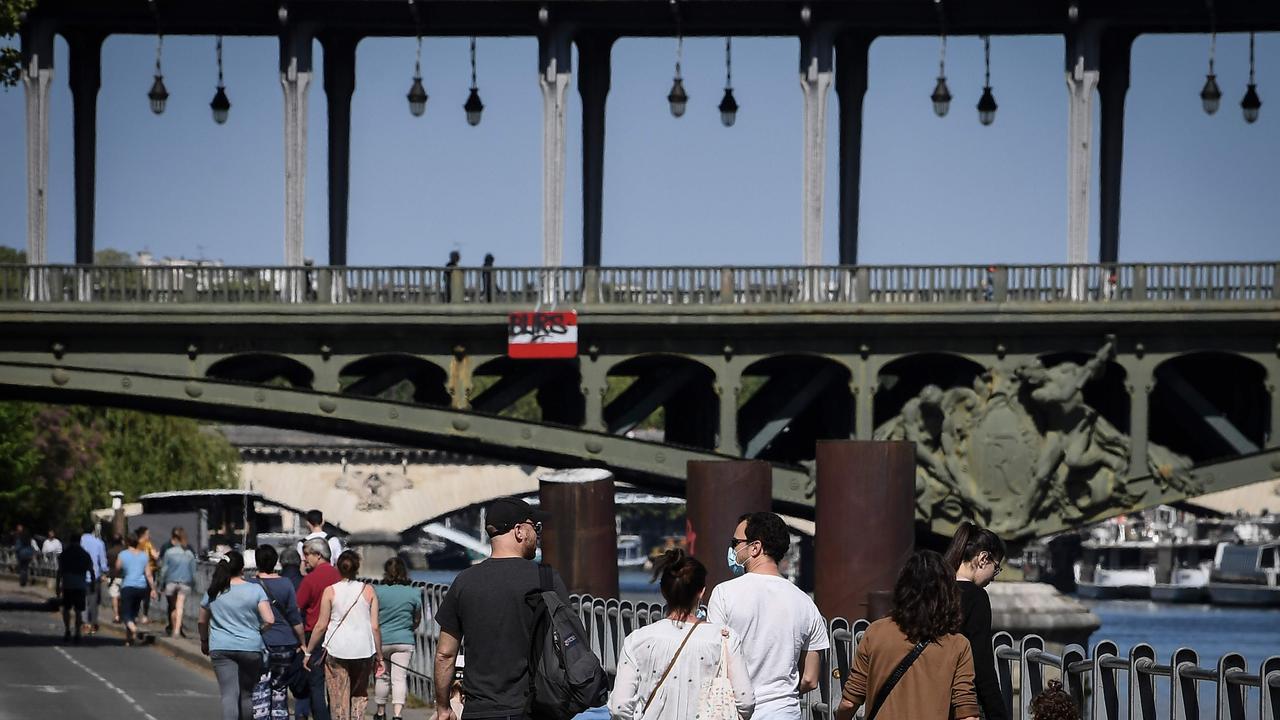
322, 34, 358, 267
1124, 360, 1154, 478
854, 359, 875, 441
539, 469, 618, 598
1266, 365, 1279, 450
280, 28, 314, 268
577, 36, 613, 267
580, 360, 608, 432
539, 32, 572, 269
715, 366, 742, 454
834, 34, 870, 266
69, 31, 104, 266
814, 440, 914, 622
800, 32, 833, 267
686, 460, 772, 596
22, 21, 54, 269
1065, 29, 1100, 273
1098, 32, 1134, 266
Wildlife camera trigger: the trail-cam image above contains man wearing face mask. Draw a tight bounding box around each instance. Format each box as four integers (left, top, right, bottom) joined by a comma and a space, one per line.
708, 511, 829, 720
432, 497, 568, 720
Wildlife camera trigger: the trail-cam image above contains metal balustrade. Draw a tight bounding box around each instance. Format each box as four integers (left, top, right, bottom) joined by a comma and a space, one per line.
3, 554, 1277, 718
2, 262, 1276, 306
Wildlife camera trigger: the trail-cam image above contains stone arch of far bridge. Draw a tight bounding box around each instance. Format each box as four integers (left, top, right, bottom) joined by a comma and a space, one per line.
337, 353, 450, 407
1151, 351, 1269, 463
205, 353, 317, 390
737, 354, 854, 463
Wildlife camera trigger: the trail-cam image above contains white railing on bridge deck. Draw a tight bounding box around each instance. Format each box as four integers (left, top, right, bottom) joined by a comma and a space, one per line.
2, 262, 1277, 306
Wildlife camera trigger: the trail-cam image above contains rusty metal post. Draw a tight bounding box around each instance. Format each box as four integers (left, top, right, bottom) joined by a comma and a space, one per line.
539, 469, 618, 598
687, 460, 773, 596
815, 440, 914, 621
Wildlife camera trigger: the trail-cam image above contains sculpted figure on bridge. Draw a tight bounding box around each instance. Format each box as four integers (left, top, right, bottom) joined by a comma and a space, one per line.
875, 343, 1196, 537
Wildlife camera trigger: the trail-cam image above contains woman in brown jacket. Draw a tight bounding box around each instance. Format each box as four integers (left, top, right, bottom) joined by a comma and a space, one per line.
835, 550, 980, 720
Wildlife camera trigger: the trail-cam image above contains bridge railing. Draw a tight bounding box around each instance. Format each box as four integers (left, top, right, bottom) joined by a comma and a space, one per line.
2, 262, 1276, 306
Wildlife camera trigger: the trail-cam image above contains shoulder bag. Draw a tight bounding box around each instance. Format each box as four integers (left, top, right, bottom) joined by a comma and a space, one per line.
639, 620, 702, 718
696, 631, 739, 720
866, 639, 929, 720
310, 582, 364, 669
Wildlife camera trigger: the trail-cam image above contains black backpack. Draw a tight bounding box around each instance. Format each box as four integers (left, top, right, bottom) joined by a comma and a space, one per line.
525, 564, 609, 719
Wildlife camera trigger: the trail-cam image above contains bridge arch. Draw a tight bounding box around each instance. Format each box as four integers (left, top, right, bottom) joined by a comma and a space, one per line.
1038, 351, 1129, 431
605, 354, 718, 449
468, 356, 584, 425
206, 353, 316, 389
339, 354, 449, 406
738, 354, 852, 462
1152, 351, 1269, 462
874, 352, 985, 430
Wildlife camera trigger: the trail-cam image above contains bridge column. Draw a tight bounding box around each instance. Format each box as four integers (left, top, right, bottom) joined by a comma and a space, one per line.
854, 358, 876, 441
539, 469, 618, 598
815, 440, 914, 621
687, 460, 772, 596
22, 21, 54, 270
580, 360, 608, 432
800, 30, 833, 267
322, 34, 358, 267
1065, 27, 1100, 271
1124, 358, 1154, 477
1268, 366, 1280, 449
834, 33, 871, 266
577, 35, 613, 267
539, 30, 572, 269
1098, 32, 1134, 266
69, 31, 104, 266
715, 365, 742, 454
280, 26, 314, 268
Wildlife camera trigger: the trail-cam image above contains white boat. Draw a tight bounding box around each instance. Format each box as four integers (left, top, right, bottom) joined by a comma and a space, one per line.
1150, 540, 1217, 603
617, 535, 647, 568
1074, 540, 1156, 599
1207, 542, 1280, 607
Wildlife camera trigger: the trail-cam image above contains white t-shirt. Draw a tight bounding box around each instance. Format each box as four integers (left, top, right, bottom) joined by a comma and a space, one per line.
297, 531, 343, 565
41, 538, 63, 556
707, 572, 829, 719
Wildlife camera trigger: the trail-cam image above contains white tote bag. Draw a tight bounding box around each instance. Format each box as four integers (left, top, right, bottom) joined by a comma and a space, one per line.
697, 636, 739, 720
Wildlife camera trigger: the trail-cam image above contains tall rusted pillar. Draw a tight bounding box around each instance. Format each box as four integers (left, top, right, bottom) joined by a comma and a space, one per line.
815, 440, 914, 621
539, 469, 618, 598
687, 460, 772, 596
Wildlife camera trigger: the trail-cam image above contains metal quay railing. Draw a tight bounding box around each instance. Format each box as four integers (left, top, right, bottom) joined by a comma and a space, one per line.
1, 262, 1277, 306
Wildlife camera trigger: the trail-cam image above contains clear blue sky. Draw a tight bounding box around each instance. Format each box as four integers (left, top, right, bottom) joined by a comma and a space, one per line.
0, 31, 1275, 266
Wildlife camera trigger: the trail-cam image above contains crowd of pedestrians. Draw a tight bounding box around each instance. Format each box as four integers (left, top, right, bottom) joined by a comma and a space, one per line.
14, 497, 1075, 720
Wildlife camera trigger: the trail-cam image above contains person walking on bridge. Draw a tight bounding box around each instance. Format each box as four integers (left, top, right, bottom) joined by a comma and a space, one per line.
200, 550, 274, 720
708, 512, 828, 720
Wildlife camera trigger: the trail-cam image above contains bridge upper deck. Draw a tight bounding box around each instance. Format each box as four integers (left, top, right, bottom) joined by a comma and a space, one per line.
3, 262, 1278, 309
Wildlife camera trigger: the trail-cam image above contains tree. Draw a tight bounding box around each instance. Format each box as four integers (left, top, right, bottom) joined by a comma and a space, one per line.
0, 402, 241, 533
0, 0, 36, 88
94, 248, 134, 265
0, 245, 26, 264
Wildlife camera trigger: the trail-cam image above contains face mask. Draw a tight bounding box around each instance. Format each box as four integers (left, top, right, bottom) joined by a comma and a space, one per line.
727, 545, 746, 576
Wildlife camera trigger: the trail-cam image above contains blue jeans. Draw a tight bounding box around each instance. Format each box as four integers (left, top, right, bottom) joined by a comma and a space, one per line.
304, 632, 329, 720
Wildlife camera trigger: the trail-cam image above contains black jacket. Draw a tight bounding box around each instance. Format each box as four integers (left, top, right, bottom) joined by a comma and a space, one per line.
957, 580, 1008, 720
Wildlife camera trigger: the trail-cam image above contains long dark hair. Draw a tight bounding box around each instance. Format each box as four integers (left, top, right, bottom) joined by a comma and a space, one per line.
891, 550, 961, 644
383, 557, 411, 586
943, 521, 1006, 572
207, 551, 244, 600
650, 548, 707, 615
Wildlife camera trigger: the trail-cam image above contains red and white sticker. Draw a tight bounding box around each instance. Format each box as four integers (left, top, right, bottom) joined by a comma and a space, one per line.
507, 311, 578, 359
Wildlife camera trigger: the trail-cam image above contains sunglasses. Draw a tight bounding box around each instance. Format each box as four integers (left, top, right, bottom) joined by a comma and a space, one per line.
520, 520, 543, 535
728, 536, 753, 549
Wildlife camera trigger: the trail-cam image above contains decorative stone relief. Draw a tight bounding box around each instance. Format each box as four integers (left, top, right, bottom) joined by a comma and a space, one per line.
336, 465, 414, 511
874, 342, 1198, 536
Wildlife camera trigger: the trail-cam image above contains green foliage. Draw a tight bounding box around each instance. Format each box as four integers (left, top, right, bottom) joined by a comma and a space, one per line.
0, 0, 37, 88
0, 402, 240, 534
0, 245, 26, 264
93, 248, 135, 266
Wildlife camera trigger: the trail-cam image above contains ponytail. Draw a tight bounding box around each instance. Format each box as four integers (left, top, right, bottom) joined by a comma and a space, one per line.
650, 548, 707, 614
944, 521, 1006, 572
207, 550, 244, 600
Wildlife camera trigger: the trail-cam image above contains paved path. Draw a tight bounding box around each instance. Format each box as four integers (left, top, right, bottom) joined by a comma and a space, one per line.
0, 579, 435, 720
0, 591, 221, 720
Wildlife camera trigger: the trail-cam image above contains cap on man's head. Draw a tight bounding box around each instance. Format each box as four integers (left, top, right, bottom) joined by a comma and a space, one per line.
485, 497, 550, 536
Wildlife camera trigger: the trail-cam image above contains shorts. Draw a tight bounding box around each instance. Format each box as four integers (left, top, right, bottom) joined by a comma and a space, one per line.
107, 578, 122, 599
61, 588, 87, 612
120, 586, 147, 623
164, 582, 192, 597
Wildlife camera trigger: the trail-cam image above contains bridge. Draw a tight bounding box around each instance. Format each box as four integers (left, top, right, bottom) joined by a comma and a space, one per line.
3, 260, 1277, 538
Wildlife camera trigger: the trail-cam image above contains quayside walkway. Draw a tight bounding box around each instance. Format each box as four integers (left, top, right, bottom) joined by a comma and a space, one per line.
3, 261, 1278, 306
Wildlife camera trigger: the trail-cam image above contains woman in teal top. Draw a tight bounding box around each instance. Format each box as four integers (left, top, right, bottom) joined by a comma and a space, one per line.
115, 532, 156, 646
373, 557, 423, 720
198, 551, 273, 720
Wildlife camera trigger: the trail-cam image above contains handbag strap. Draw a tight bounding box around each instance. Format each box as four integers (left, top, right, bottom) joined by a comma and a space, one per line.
866, 639, 929, 720
321, 581, 365, 651
643, 620, 703, 711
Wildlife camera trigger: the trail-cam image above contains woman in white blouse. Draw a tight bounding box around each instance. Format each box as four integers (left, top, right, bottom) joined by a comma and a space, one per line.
608, 549, 754, 720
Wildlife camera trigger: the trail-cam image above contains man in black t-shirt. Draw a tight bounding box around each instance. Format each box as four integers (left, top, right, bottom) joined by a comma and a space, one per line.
433, 497, 568, 720
57, 535, 96, 644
